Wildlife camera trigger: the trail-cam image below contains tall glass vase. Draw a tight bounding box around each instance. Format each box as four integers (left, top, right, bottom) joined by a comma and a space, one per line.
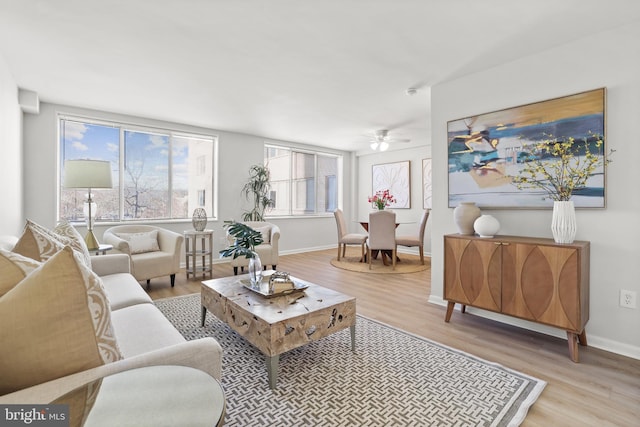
551, 201, 577, 244
248, 252, 263, 285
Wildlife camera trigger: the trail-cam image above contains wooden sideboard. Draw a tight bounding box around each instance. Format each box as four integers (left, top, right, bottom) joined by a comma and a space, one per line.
443, 234, 590, 362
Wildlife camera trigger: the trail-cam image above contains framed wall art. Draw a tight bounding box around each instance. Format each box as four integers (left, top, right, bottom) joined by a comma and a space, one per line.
372, 160, 410, 209
422, 158, 432, 209
447, 88, 606, 209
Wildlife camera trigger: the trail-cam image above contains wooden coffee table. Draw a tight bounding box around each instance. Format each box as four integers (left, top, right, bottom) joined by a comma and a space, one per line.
201, 274, 356, 389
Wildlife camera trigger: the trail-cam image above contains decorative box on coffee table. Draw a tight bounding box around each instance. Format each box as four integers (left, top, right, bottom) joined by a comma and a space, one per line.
443, 234, 590, 362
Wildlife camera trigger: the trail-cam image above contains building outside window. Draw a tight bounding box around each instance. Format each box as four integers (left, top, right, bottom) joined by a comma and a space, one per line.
265, 144, 341, 216
59, 116, 216, 223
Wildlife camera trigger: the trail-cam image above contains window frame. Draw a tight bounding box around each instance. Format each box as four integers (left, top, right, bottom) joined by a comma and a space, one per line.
58, 114, 218, 224
264, 143, 342, 218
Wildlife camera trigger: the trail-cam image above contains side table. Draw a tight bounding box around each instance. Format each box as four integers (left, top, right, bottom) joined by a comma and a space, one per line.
185, 229, 214, 279
95, 244, 113, 255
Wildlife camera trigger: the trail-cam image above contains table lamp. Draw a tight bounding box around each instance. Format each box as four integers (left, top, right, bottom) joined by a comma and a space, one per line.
63, 159, 113, 250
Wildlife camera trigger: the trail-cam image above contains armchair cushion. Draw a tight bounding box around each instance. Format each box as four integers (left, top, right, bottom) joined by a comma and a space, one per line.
0, 247, 122, 395
115, 230, 160, 254
254, 225, 271, 244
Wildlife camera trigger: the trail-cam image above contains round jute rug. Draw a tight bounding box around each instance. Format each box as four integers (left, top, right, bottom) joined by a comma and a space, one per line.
330, 254, 430, 274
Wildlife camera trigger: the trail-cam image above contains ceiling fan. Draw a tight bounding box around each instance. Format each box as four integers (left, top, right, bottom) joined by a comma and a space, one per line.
368, 129, 411, 151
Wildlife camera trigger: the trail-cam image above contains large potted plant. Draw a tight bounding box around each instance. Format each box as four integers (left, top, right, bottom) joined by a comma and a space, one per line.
219, 221, 264, 284
241, 164, 273, 221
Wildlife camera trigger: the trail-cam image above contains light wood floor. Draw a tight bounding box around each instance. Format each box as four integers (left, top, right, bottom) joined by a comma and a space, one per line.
146, 248, 639, 427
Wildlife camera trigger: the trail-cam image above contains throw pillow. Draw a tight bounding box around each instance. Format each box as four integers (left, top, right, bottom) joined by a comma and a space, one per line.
0, 249, 40, 297
254, 226, 271, 244
116, 230, 160, 254
54, 220, 93, 269
0, 246, 122, 395
12, 220, 66, 262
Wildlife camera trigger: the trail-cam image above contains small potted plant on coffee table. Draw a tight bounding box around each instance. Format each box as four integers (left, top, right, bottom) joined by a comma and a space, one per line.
219, 221, 264, 284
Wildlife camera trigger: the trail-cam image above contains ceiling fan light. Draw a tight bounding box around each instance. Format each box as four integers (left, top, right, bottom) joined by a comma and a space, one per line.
370, 142, 379, 150
379, 141, 389, 151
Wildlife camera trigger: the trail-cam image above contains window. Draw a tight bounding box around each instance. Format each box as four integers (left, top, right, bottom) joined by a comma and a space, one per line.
59, 116, 216, 223
265, 144, 341, 216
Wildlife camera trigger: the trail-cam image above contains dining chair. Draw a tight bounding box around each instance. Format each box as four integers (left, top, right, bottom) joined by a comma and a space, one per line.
367, 210, 397, 270
396, 209, 430, 264
333, 209, 368, 261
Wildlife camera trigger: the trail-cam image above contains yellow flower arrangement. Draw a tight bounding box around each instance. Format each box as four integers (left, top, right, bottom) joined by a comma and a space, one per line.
510, 133, 613, 201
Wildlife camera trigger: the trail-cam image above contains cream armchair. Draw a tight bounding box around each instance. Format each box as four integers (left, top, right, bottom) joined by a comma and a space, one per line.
226, 221, 280, 275
103, 225, 184, 288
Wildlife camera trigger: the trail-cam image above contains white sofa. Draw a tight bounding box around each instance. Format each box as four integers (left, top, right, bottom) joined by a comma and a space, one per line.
0, 238, 223, 404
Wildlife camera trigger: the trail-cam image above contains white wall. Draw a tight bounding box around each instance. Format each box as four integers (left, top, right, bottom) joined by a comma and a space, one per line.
357, 145, 432, 255
22, 103, 353, 259
0, 53, 23, 236
430, 22, 640, 358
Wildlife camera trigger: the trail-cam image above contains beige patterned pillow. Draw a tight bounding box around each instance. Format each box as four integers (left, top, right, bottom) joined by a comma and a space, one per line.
0, 249, 41, 297
54, 220, 92, 268
13, 220, 92, 269
13, 220, 66, 262
0, 246, 122, 395
116, 230, 160, 254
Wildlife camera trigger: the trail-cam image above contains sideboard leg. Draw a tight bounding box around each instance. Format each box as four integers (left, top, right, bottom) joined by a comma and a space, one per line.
578, 329, 588, 346
445, 301, 455, 322
567, 331, 580, 363
461, 304, 466, 314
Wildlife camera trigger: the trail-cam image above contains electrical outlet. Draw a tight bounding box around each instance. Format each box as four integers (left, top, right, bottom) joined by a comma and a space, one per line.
620, 290, 637, 309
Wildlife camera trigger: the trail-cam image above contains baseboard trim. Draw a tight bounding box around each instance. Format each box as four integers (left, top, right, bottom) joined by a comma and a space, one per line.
428, 296, 640, 360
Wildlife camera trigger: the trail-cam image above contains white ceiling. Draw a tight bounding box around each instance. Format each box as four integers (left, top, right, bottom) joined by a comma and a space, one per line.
1, 0, 639, 154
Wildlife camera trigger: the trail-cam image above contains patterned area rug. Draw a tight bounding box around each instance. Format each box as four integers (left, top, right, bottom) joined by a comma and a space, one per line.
155, 294, 545, 427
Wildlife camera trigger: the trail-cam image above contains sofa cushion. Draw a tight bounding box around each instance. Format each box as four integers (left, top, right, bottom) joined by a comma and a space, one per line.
0, 249, 40, 297
110, 304, 185, 358
101, 272, 153, 310
116, 230, 160, 254
0, 247, 122, 395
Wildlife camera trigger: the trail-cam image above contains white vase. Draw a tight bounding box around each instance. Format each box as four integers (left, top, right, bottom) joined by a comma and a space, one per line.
551, 201, 577, 244
474, 215, 500, 238
453, 202, 481, 235
248, 252, 263, 285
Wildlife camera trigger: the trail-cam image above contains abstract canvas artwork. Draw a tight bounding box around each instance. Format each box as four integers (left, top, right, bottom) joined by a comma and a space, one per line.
372, 161, 410, 209
447, 88, 606, 208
